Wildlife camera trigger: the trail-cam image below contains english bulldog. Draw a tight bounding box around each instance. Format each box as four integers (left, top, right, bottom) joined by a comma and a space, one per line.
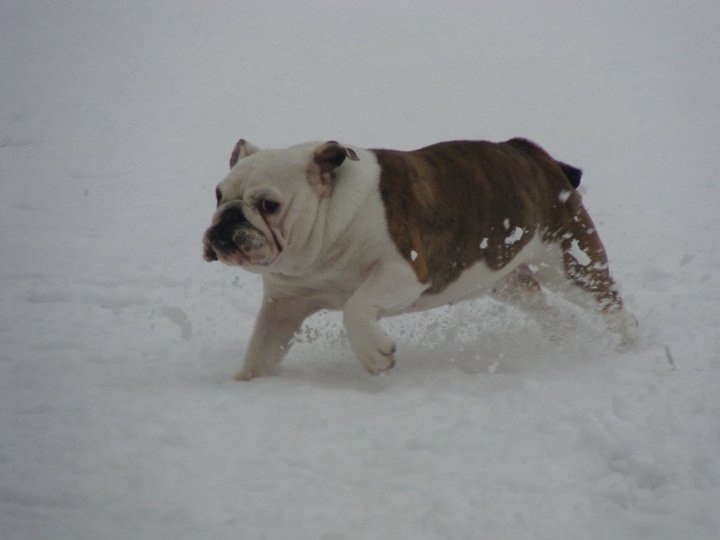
203, 138, 637, 380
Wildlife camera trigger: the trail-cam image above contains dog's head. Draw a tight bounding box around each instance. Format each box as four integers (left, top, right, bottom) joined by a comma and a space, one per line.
203, 138, 359, 274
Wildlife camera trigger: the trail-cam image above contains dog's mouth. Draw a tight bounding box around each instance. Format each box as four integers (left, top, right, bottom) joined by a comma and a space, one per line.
203, 224, 279, 268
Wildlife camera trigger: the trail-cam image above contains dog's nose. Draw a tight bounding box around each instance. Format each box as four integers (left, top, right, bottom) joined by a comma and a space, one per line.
218, 206, 247, 225
208, 206, 250, 254
216, 236, 236, 252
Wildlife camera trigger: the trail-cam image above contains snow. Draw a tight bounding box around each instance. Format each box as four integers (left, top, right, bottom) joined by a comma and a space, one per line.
567, 239, 592, 267
504, 226, 525, 246
1, 1, 720, 539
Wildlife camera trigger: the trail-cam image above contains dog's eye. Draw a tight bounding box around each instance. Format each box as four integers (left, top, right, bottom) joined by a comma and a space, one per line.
257, 199, 280, 215
215, 188, 222, 207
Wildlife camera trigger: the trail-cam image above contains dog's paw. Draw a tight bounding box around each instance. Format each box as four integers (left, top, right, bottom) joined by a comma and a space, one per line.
233, 362, 275, 381
606, 308, 640, 349
345, 318, 397, 375
359, 340, 397, 375
233, 369, 259, 382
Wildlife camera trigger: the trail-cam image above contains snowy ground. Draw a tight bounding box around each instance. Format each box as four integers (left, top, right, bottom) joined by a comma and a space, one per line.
1, 1, 719, 539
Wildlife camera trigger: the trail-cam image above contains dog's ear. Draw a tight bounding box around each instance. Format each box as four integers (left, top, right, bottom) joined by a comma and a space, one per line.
310, 141, 360, 196
313, 141, 359, 173
229, 139, 260, 168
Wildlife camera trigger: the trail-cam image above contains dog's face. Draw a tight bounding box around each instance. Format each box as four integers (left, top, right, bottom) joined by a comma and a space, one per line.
203, 139, 358, 274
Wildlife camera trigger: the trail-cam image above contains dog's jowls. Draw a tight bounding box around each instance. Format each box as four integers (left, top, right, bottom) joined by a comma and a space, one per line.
203, 138, 637, 380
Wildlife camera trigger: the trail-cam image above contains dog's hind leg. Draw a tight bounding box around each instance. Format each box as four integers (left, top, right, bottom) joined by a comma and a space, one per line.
490, 265, 571, 341
539, 204, 638, 347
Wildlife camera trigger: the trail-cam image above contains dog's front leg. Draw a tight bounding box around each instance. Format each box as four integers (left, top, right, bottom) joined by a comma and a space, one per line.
343, 261, 426, 375
235, 296, 314, 381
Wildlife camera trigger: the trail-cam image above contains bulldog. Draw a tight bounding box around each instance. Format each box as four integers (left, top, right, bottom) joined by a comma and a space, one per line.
203, 138, 637, 380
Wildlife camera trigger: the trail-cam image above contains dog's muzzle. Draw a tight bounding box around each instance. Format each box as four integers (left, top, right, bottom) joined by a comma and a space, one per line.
203, 206, 273, 266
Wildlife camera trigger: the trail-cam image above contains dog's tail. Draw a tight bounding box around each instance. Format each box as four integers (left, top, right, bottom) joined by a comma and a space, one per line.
507, 138, 582, 189
557, 161, 582, 188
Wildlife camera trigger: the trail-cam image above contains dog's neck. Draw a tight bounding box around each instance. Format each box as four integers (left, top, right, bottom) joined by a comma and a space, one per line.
322, 148, 382, 248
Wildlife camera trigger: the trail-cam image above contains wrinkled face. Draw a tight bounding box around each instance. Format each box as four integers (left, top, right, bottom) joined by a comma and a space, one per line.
203, 149, 313, 271
203, 199, 280, 268
203, 140, 355, 274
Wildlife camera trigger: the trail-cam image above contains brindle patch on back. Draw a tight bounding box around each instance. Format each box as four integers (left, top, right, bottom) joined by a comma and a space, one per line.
374, 139, 579, 294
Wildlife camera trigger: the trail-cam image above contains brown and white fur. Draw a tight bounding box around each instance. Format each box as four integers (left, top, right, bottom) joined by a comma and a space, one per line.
203, 138, 637, 380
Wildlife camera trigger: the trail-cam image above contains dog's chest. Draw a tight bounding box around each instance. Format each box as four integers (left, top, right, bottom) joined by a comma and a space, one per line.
265, 265, 370, 310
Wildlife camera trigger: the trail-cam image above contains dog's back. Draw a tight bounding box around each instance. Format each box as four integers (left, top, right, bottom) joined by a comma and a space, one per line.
372, 139, 582, 292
